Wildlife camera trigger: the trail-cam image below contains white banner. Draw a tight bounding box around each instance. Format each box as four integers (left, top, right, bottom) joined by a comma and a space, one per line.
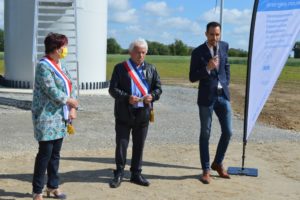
246, 0, 300, 139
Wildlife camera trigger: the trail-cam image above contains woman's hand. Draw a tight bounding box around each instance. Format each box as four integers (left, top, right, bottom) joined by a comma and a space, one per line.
67, 98, 79, 109
69, 108, 77, 120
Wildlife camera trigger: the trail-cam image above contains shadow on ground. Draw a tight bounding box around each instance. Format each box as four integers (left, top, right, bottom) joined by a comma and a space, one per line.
0, 156, 200, 198
0, 189, 32, 199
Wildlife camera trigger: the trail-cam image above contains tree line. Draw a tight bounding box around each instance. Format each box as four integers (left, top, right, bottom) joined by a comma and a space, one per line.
293, 41, 300, 58
1, 31, 299, 58
107, 37, 248, 57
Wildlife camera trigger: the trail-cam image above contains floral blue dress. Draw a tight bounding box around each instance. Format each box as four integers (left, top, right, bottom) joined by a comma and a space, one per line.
32, 60, 77, 141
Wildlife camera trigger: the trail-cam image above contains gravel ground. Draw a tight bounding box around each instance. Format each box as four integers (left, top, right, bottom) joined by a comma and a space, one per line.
0, 85, 299, 155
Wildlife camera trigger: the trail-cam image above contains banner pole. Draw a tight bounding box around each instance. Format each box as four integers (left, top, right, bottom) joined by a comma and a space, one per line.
241, 141, 246, 170
227, 0, 259, 177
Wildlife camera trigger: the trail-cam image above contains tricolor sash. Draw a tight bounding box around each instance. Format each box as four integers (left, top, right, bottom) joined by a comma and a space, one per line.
123, 60, 149, 96
40, 57, 72, 120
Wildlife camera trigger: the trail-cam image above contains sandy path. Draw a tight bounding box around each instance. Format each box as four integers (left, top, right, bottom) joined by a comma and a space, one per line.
1, 142, 299, 200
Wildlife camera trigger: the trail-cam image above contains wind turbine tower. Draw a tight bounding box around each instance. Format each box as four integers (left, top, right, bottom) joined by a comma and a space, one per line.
4, 0, 108, 94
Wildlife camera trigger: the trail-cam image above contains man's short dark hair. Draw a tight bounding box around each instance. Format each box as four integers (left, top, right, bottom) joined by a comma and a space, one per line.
206, 21, 221, 32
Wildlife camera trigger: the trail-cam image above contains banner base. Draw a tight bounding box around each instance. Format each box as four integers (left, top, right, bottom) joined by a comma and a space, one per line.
227, 167, 258, 177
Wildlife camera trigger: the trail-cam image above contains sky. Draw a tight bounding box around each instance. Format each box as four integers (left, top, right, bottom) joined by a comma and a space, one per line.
0, 0, 255, 50
107, 0, 254, 50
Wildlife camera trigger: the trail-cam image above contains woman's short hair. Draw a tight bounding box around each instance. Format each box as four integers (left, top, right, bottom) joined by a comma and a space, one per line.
128, 38, 148, 53
44, 33, 68, 54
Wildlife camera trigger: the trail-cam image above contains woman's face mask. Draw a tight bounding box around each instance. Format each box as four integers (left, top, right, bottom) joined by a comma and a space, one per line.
58, 46, 68, 59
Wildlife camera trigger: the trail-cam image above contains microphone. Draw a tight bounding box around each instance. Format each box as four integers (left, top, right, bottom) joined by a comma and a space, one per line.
212, 45, 219, 73
213, 46, 217, 57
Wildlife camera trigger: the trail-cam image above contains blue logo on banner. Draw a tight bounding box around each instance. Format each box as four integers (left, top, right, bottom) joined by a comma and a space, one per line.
262, 65, 270, 71
258, 0, 300, 11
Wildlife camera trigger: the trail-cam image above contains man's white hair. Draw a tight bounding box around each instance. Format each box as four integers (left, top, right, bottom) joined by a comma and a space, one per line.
128, 38, 148, 52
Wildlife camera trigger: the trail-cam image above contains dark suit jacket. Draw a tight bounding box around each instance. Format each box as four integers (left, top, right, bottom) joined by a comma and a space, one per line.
109, 61, 162, 124
189, 41, 230, 106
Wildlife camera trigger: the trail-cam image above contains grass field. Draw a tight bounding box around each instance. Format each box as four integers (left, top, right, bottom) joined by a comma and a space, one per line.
0, 53, 299, 131
0, 52, 4, 74
106, 54, 300, 85
1, 53, 299, 84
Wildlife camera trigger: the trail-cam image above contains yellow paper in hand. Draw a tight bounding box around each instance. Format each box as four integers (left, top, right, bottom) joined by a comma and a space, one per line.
67, 123, 75, 135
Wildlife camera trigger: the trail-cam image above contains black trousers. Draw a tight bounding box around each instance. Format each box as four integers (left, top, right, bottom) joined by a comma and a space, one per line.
32, 138, 63, 194
115, 118, 149, 173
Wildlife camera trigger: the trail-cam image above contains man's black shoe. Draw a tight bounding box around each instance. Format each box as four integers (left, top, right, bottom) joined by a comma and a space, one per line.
109, 170, 123, 188
130, 173, 150, 186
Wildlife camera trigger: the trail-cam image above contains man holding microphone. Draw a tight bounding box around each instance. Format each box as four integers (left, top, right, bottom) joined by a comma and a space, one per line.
189, 21, 232, 184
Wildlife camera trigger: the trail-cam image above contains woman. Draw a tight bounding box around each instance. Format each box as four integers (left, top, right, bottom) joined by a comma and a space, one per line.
31, 33, 78, 200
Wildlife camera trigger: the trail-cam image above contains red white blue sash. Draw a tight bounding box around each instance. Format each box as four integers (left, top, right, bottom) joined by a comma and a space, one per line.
40, 57, 72, 120
123, 60, 148, 96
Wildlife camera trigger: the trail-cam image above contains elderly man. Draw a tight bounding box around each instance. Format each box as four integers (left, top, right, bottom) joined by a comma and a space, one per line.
109, 38, 162, 188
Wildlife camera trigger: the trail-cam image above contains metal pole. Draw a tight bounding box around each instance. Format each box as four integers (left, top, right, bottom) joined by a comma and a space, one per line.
32, 0, 39, 89
74, 0, 80, 97
220, 0, 224, 39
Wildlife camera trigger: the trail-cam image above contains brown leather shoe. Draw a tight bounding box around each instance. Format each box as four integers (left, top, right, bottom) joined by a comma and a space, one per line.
211, 162, 230, 179
200, 170, 211, 184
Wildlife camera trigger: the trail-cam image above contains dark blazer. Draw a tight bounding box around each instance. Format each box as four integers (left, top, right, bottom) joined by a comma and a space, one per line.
189, 41, 230, 106
109, 61, 162, 124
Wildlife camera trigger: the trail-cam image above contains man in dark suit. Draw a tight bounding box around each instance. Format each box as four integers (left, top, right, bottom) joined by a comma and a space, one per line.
189, 21, 232, 184
109, 38, 162, 188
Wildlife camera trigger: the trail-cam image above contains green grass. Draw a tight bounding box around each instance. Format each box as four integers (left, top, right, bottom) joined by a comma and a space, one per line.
107, 54, 300, 85
106, 55, 190, 80
0, 52, 4, 75
228, 57, 300, 66
1, 53, 299, 84
279, 65, 300, 82
0, 60, 3, 75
